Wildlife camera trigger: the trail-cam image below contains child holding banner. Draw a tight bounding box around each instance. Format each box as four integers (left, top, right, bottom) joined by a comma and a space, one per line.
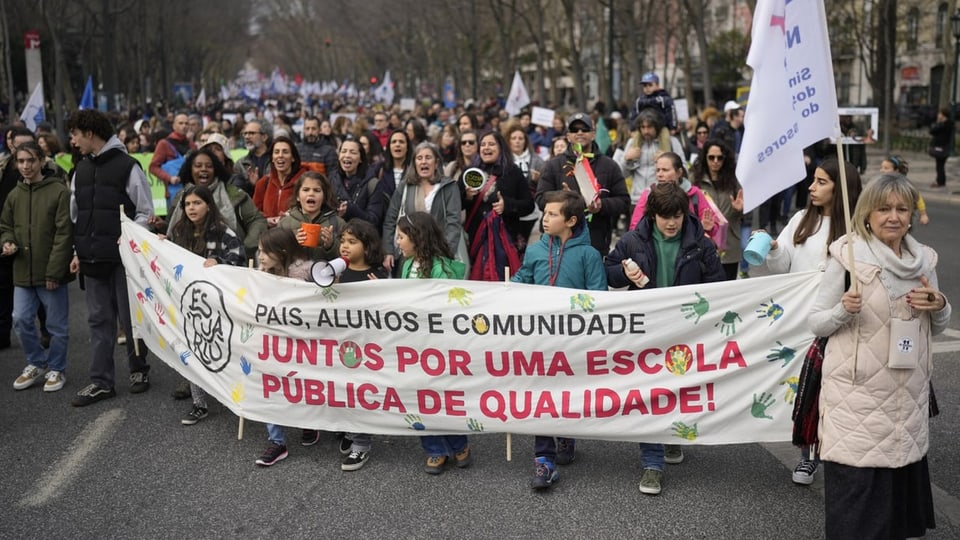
396, 211, 471, 474
511, 190, 607, 490
604, 182, 725, 495
166, 185, 246, 425
337, 219, 389, 472
254, 228, 317, 466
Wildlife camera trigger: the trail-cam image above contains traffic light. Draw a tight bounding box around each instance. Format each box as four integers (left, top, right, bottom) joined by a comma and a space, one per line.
370, 76, 378, 85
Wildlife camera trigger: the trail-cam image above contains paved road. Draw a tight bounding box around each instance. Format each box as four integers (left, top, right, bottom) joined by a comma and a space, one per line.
1, 197, 959, 539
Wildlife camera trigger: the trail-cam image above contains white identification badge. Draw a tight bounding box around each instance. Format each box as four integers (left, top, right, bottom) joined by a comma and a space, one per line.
888, 318, 920, 369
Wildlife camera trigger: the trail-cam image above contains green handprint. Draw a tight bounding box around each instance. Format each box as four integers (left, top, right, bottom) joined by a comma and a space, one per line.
715, 311, 742, 336
766, 341, 797, 367
680, 293, 710, 324
322, 287, 340, 302
751, 393, 775, 420
467, 418, 484, 432
404, 414, 425, 430
240, 323, 255, 343
671, 421, 699, 441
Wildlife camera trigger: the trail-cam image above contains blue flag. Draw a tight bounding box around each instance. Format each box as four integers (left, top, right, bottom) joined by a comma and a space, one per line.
79, 76, 94, 110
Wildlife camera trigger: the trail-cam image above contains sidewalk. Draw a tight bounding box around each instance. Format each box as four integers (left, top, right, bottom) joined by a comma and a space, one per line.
864, 145, 960, 204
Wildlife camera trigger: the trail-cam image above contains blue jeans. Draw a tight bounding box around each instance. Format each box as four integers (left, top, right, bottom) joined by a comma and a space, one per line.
13, 285, 69, 372
639, 443, 664, 471
420, 435, 468, 457
266, 424, 286, 445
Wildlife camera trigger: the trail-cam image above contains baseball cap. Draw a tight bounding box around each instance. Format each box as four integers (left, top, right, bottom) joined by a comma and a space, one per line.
200, 133, 229, 151
723, 100, 741, 113
566, 112, 594, 132
641, 72, 659, 85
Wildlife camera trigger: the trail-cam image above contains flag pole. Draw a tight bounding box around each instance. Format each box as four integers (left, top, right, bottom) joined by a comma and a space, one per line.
504, 265, 512, 462
833, 135, 861, 379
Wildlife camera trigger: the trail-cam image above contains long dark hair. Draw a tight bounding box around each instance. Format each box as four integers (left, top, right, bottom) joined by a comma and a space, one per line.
360, 130, 384, 165
169, 185, 229, 256
793, 158, 862, 246
470, 130, 513, 174
257, 227, 308, 277
337, 136, 369, 179
690, 139, 738, 193
385, 129, 413, 170
290, 171, 339, 213
396, 211, 454, 277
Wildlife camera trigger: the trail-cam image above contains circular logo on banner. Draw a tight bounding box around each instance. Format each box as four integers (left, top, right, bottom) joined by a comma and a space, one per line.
181, 280, 234, 373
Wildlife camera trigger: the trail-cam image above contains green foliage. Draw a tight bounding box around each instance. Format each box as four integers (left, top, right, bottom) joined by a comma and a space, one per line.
707, 30, 750, 91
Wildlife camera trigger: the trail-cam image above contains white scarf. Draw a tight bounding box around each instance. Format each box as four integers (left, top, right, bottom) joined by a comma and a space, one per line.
856, 233, 928, 299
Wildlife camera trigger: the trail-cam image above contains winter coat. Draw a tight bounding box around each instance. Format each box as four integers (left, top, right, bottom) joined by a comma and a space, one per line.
536, 143, 630, 257
400, 256, 465, 280
809, 234, 951, 468
460, 161, 533, 250
693, 176, 742, 264
253, 165, 310, 219
511, 221, 606, 290
0, 174, 74, 286
605, 214, 724, 289
168, 180, 267, 256
328, 167, 387, 230
382, 177, 463, 258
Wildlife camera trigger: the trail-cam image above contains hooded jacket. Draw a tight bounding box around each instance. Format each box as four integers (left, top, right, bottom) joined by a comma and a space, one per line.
511, 220, 606, 290
0, 174, 74, 286
278, 206, 345, 261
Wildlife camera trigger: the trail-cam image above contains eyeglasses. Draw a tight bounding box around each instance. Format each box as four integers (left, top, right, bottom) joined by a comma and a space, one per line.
696, 130, 709, 135
569, 128, 592, 134
242, 131, 261, 136
707, 155, 724, 162
460, 140, 477, 146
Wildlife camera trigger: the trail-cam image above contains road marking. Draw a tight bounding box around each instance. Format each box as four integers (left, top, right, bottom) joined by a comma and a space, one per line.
19, 408, 126, 507
933, 328, 960, 354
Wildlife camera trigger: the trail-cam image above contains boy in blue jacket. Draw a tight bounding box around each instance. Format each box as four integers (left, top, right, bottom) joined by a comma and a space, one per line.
604, 182, 724, 496
511, 190, 606, 490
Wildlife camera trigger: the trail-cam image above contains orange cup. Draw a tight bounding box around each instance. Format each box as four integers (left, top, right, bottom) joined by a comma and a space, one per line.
300, 223, 321, 247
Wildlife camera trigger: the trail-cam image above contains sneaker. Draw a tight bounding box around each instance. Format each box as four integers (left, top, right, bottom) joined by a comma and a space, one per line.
301, 429, 320, 446
71, 383, 117, 407
792, 458, 817, 485
737, 271, 750, 280
424, 455, 447, 474
454, 446, 473, 468
639, 469, 663, 495
555, 438, 576, 465
170, 380, 191, 400
43, 371, 66, 392
531, 457, 559, 490
664, 444, 684, 464
255, 443, 288, 466
341, 450, 370, 471
181, 405, 208, 425
13, 365, 47, 390
129, 372, 150, 394
338, 434, 353, 455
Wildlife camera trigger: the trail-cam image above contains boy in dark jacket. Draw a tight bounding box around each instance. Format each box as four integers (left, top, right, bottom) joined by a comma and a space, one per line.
512, 190, 606, 490
604, 182, 724, 495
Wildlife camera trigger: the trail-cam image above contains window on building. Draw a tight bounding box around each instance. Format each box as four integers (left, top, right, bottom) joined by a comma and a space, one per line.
937, 4, 948, 47
907, 8, 920, 51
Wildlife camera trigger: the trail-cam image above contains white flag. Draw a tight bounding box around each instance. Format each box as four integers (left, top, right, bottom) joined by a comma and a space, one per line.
736, 0, 840, 212
19, 83, 45, 132
195, 88, 206, 109
373, 70, 395, 104
504, 70, 530, 117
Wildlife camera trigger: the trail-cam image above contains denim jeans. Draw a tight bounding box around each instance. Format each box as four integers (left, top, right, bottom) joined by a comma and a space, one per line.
639, 443, 665, 471
420, 435, 468, 457
534, 436, 575, 461
266, 424, 286, 445
12, 285, 69, 372
348, 433, 373, 452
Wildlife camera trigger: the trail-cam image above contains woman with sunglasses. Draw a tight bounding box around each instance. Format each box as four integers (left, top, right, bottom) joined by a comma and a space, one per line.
686, 121, 711, 163
443, 130, 479, 183
690, 140, 743, 280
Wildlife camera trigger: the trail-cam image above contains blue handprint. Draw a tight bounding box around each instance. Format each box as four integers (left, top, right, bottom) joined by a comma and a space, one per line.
240, 356, 252, 375
174, 264, 184, 281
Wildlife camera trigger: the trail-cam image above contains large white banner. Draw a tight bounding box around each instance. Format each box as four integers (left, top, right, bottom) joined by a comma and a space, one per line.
120, 217, 820, 445
737, 0, 840, 212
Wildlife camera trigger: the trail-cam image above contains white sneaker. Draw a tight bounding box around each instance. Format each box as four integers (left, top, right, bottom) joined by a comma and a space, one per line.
43, 371, 66, 392
13, 365, 47, 390
792, 459, 817, 485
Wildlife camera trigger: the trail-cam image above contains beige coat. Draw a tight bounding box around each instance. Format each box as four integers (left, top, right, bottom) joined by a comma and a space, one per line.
809, 234, 950, 468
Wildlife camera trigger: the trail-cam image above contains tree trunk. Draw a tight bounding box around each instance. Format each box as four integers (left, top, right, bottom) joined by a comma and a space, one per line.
562, 0, 586, 111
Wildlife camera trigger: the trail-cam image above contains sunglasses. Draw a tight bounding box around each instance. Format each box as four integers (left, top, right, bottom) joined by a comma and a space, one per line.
696, 130, 708, 135
569, 128, 592, 134
707, 155, 724, 162
460, 139, 477, 146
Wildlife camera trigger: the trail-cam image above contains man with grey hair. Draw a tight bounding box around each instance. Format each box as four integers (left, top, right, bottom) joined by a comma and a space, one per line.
233, 120, 272, 195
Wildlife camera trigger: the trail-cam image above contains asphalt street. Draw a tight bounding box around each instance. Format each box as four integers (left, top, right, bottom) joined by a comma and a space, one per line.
1, 167, 959, 539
